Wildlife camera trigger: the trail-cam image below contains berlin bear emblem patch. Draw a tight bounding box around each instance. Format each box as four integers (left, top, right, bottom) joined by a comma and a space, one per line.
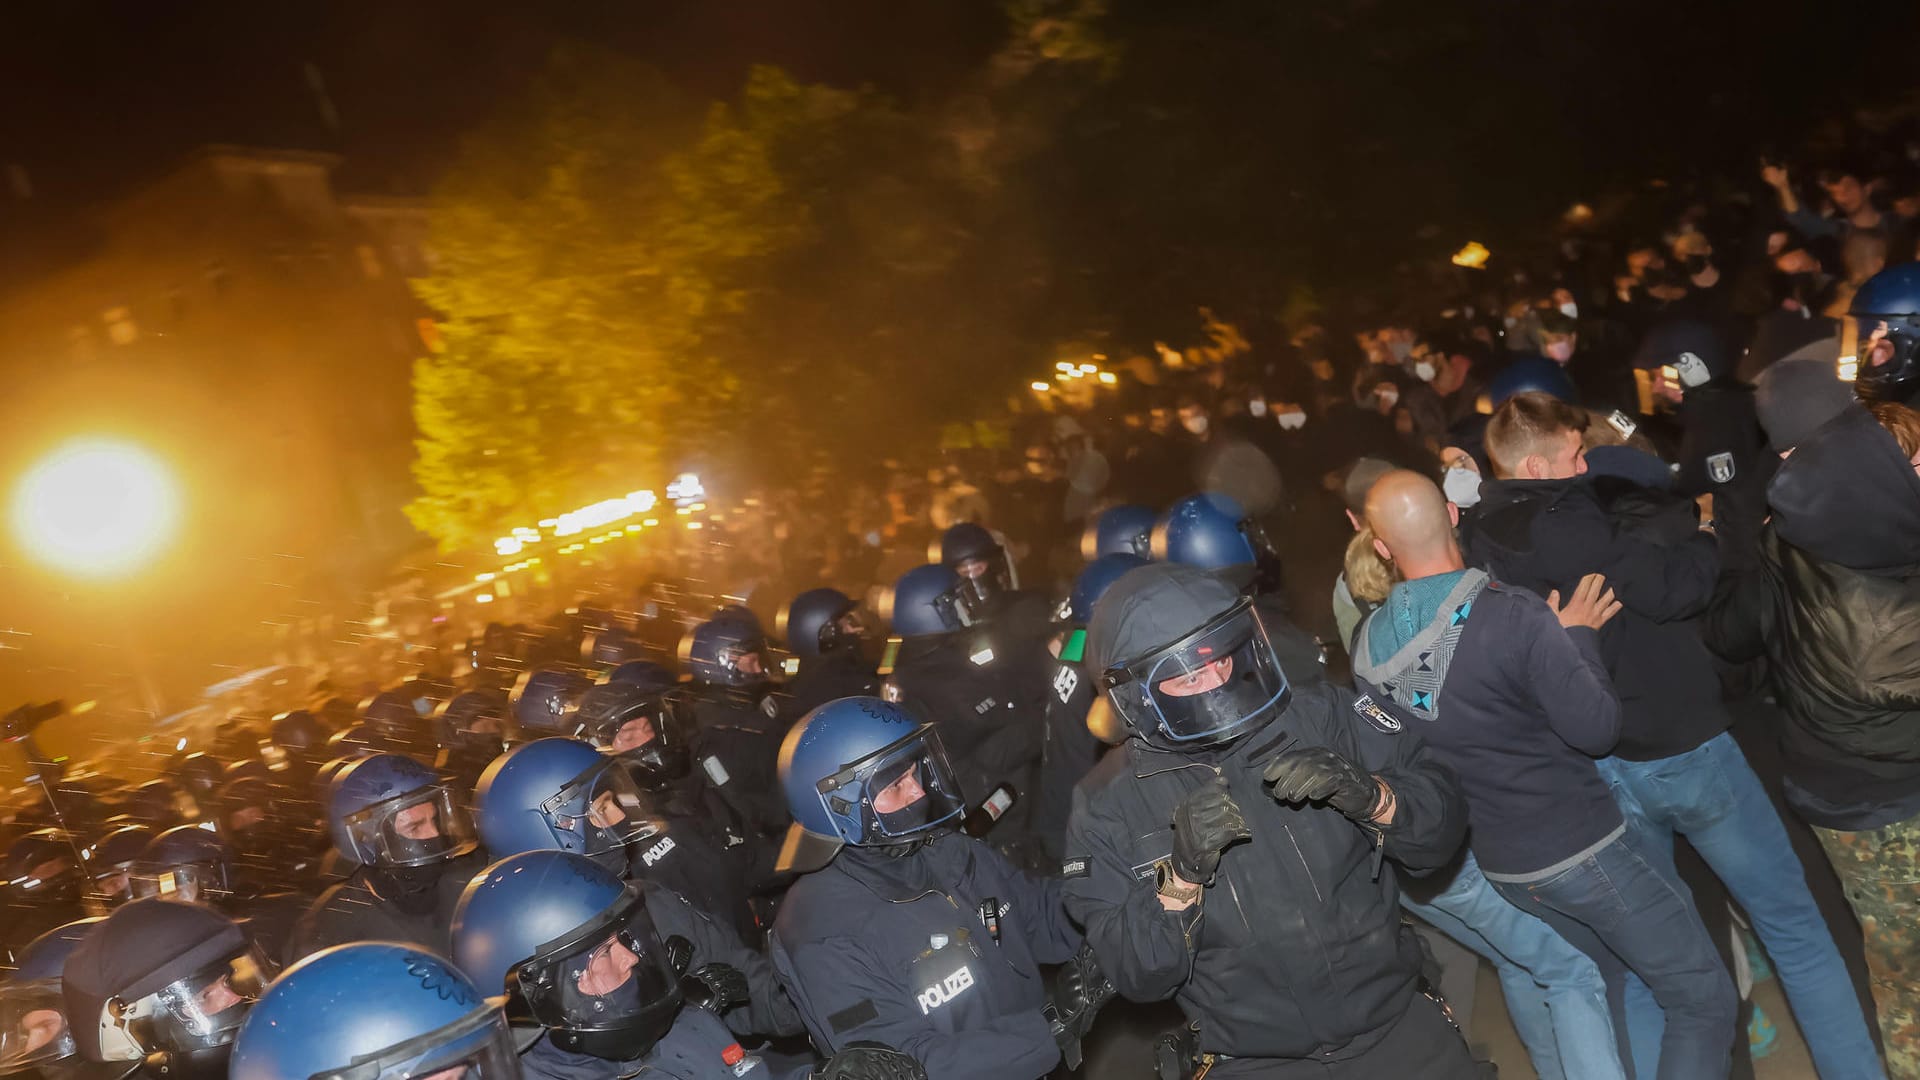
1706, 451, 1736, 485
1352, 694, 1402, 734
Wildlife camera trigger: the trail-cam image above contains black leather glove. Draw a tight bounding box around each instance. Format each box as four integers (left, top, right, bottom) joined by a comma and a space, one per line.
678, 962, 750, 1013
1262, 745, 1380, 821
1169, 776, 1251, 884
664, 934, 694, 976
814, 1042, 927, 1080
1047, 942, 1117, 1070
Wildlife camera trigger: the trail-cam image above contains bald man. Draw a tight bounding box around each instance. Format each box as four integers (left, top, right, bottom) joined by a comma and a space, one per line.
1355, 471, 1737, 1080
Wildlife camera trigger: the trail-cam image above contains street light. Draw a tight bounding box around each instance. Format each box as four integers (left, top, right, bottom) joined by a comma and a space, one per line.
11, 438, 180, 578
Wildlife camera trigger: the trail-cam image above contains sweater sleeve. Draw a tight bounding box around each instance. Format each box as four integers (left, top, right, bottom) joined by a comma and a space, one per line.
1518, 600, 1621, 756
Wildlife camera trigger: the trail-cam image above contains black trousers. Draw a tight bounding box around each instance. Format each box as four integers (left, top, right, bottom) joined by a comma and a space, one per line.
1204, 995, 1487, 1079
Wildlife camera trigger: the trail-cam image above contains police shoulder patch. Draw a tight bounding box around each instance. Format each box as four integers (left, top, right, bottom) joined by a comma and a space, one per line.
1060, 856, 1090, 879
1706, 451, 1736, 485
760, 694, 780, 719
1352, 694, 1402, 734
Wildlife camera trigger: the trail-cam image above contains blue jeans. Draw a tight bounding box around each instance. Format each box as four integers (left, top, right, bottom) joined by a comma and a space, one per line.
1490, 828, 1737, 1080
1598, 732, 1887, 1080
1403, 851, 1625, 1080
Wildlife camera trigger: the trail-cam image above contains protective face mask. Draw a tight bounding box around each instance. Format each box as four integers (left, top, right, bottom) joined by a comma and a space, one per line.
1543, 340, 1574, 363
1442, 467, 1483, 508
1412, 361, 1437, 382
1181, 415, 1209, 436
1672, 351, 1712, 387
1275, 410, 1307, 431
1558, 301, 1578, 319
1374, 387, 1400, 409
1248, 398, 1268, 417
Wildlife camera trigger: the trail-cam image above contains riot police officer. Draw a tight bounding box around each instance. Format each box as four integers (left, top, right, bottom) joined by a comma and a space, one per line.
776, 588, 880, 720
80, 825, 152, 911
1032, 553, 1146, 862
455, 850, 898, 1080
1631, 318, 1773, 557
513, 668, 598, 738
931, 524, 1053, 656
62, 899, 271, 1080
133, 825, 311, 965
1154, 492, 1326, 686
768, 698, 1110, 1080
0, 918, 106, 1080
0, 831, 86, 961
1064, 562, 1474, 1077
1849, 260, 1920, 406
607, 660, 679, 694
475, 736, 758, 944
677, 616, 790, 838
230, 941, 523, 1080
289, 752, 485, 960
434, 687, 515, 793
880, 565, 1046, 829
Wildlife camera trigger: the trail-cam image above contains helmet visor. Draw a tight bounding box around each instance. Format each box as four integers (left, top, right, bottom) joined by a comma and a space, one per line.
311, 1000, 522, 1080
517, 889, 680, 1061
129, 862, 229, 904
342, 785, 479, 868
539, 759, 665, 852
1102, 600, 1290, 745
816, 725, 967, 843
127, 945, 272, 1056
0, 980, 72, 1074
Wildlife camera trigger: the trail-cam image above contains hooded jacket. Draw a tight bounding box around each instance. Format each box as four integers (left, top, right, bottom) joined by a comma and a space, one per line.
1704, 406, 1920, 829
1462, 475, 1728, 760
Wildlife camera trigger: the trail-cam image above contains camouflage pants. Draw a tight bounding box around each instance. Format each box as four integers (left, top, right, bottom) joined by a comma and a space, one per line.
1815, 815, 1920, 1078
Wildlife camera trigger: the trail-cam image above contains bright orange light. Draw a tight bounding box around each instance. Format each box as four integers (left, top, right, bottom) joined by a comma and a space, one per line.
1451, 241, 1491, 269
1097, 372, 1118, 385
12, 438, 180, 578
1031, 382, 1051, 392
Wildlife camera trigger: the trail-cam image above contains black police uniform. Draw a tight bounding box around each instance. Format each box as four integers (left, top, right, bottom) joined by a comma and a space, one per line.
1670, 382, 1775, 567
768, 834, 1081, 1080
1034, 648, 1104, 863
622, 801, 761, 947
887, 632, 1047, 817
682, 684, 792, 839
783, 651, 881, 724
1062, 680, 1474, 1076
288, 850, 486, 964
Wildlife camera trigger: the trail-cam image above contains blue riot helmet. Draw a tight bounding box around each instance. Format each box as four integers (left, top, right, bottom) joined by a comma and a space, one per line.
452, 851, 681, 1061
776, 588, 862, 661
932, 523, 1016, 619
677, 618, 768, 688
605, 661, 677, 694
1847, 262, 1920, 404
360, 690, 422, 746
1069, 554, 1150, 625
267, 710, 326, 761
510, 669, 594, 734
62, 899, 272, 1080
1487, 355, 1578, 406
435, 689, 514, 754
83, 825, 153, 907
582, 626, 646, 670
0, 918, 102, 1077
1081, 504, 1157, 562
472, 739, 662, 864
879, 564, 976, 638
776, 697, 967, 873
573, 684, 691, 790
2, 830, 82, 907
169, 753, 226, 802
230, 942, 520, 1080
1088, 563, 1292, 751
130, 825, 234, 904
326, 753, 477, 868
1153, 493, 1263, 571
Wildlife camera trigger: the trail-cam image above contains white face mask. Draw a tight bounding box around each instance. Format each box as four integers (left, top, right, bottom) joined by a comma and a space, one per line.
1543, 340, 1574, 363
1412, 361, 1437, 383
1559, 301, 1579, 319
1374, 387, 1400, 409
1443, 466, 1483, 508
1181, 415, 1209, 436
1276, 410, 1307, 431
1248, 398, 1268, 417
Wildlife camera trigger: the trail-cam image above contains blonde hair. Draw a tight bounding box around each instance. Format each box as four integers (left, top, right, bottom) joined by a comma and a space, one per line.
1344, 526, 1398, 606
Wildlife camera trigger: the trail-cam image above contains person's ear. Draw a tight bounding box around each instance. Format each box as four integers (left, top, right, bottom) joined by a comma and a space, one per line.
1448, 502, 1461, 527
1372, 536, 1394, 563
1522, 455, 1547, 480
1345, 509, 1363, 531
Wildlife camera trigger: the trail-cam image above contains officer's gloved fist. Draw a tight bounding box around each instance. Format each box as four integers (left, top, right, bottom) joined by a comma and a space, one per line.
1262, 745, 1380, 821
679, 962, 750, 1013
813, 1042, 927, 1080
664, 934, 694, 976
1170, 776, 1252, 885
1051, 941, 1117, 1035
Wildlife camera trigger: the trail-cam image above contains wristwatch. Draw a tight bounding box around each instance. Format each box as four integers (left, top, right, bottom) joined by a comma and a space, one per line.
1155, 860, 1202, 902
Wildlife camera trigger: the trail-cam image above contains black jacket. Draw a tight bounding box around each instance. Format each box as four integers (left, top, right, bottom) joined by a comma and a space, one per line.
1704, 406, 1920, 829
769, 835, 1080, 1080
783, 650, 880, 724
684, 686, 791, 839
1463, 475, 1729, 761
1060, 680, 1466, 1062
890, 631, 1049, 811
